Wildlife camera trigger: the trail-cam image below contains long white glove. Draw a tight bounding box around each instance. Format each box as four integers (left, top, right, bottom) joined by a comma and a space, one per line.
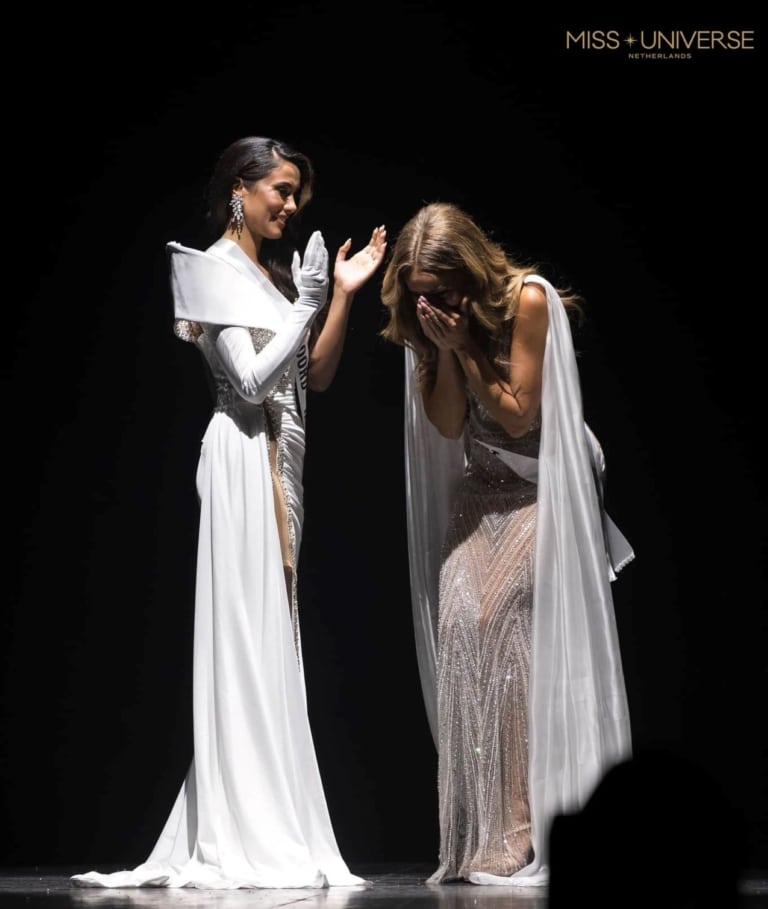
214, 231, 329, 404
290, 229, 329, 312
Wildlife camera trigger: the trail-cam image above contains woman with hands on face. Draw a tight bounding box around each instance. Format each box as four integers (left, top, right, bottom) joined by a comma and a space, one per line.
72, 136, 385, 892
410, 264, 548, 444
380, 202, 634, 887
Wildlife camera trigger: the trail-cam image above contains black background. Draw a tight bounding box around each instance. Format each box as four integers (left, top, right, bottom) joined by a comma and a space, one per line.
3, 2, 765, 874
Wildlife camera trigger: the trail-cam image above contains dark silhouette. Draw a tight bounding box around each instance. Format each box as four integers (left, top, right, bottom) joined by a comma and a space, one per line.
548, 746, 747, 908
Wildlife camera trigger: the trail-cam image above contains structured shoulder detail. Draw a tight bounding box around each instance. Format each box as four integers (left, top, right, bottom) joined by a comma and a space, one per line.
166, 242, 285, 330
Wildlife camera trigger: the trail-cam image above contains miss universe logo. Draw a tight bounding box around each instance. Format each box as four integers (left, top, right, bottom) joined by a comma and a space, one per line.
565, 28, 756, 59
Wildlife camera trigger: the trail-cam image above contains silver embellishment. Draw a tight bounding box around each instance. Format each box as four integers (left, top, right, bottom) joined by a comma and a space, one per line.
229, 193, 244, 239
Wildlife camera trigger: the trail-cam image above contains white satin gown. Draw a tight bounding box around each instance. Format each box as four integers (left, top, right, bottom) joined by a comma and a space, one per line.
71, 238, 365, 890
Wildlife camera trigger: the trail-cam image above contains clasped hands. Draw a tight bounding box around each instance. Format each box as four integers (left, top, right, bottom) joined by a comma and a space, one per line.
416, 296, 471, 352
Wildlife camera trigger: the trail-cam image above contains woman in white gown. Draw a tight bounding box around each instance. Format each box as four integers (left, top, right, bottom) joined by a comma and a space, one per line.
380, 203, 634, 887
72, 136, 386, 890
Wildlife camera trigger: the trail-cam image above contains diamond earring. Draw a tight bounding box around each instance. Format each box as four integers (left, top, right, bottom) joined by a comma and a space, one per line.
229, 193, 244, 239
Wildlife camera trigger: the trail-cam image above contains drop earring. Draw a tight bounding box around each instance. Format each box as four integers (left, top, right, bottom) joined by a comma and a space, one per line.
229, 193, 244, 239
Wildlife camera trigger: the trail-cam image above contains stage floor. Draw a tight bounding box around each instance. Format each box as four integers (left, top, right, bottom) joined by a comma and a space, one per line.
1, 865, 766, 908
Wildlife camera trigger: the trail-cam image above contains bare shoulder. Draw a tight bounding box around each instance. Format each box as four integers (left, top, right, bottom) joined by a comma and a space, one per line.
516, 282, 548, 332
518, 281, 548, 314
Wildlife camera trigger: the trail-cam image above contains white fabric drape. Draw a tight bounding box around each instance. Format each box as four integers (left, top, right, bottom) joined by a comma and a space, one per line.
404, 275, 634, 886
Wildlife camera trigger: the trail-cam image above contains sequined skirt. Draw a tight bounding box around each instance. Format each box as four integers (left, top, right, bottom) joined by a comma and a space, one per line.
430, 458, 537, 882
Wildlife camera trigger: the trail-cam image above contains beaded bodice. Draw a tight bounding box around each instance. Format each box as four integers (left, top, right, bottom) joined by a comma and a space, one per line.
463, 320, 541, 483
465, 393, 541, 484
174, 320, 293, 417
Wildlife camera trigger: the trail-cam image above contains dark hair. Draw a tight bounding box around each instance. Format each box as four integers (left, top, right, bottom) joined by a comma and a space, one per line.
204, 136, 315, 300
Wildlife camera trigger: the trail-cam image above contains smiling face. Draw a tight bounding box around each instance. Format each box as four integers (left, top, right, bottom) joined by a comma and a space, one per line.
237, 159, 301, 241
405, 269, 465, 310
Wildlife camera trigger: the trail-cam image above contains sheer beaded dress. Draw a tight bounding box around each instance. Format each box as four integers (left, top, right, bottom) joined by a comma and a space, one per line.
430, 385, 540, 883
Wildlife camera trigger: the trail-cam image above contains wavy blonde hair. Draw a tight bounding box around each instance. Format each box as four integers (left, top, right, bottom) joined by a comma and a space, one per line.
380, 202, 582, 390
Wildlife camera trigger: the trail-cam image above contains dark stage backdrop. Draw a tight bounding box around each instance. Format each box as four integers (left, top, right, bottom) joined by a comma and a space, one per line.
4, 3, 765, 874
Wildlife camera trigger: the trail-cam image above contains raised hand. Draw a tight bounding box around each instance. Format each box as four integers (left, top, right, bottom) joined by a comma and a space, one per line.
291, 230, 330, 310
332, 225, 387, 294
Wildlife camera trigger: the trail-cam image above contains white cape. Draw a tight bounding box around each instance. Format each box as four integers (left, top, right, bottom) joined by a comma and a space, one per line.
404, 275, 634, 886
